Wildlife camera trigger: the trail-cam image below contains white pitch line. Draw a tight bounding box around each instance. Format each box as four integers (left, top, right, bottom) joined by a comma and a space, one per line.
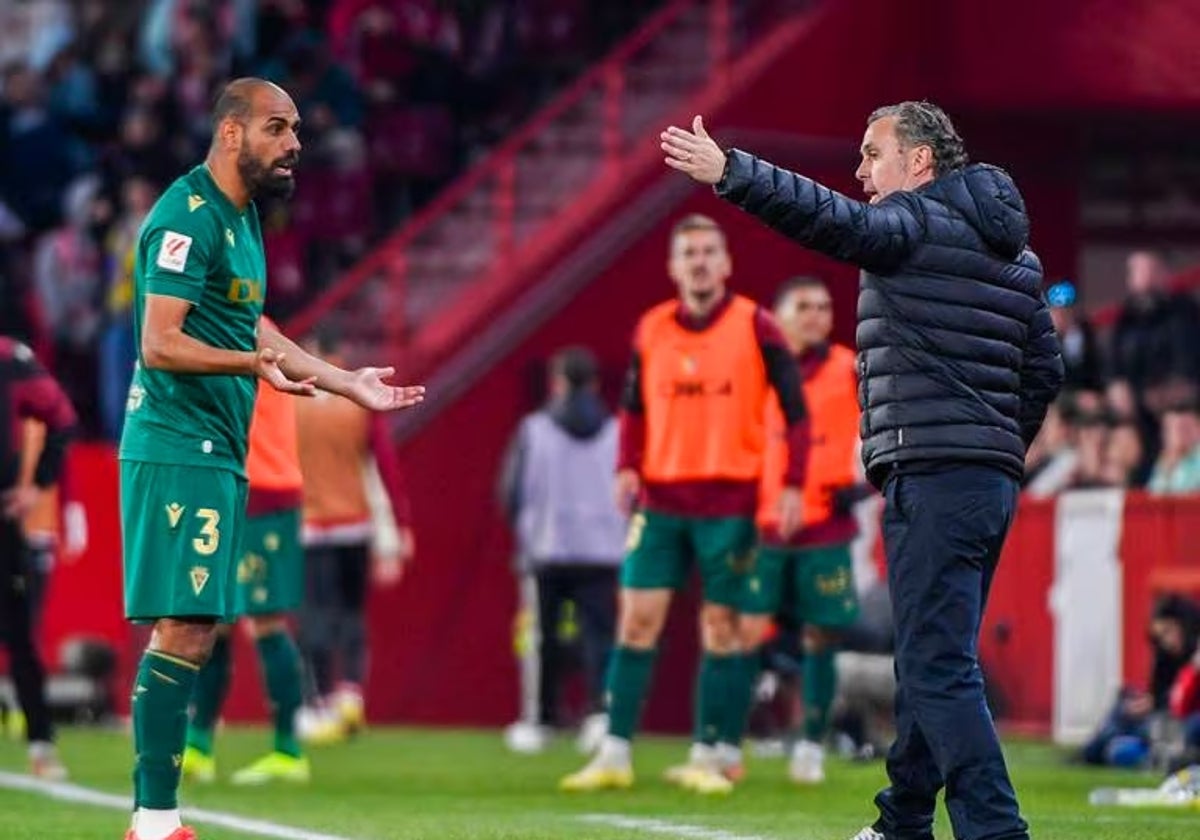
0, 770, 360, 840
579, 813, 774, 840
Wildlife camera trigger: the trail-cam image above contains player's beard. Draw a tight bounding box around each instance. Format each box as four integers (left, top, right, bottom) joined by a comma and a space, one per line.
238, 146, 298, 200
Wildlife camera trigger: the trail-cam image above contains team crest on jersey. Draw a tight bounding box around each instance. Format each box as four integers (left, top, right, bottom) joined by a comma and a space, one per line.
263, 532, 280, 552
190, 565, 210, 596
165, 503, 185, 529
187, 194, 206, 212
156, 231, 192, 272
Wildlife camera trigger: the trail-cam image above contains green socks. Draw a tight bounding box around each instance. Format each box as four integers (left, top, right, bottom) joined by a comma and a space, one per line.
802, 647, 837, 742
694, 653, 740, 746
186, 635, 230, 755
721, 651, 762, 746
257, 632, 304, 758
605, 646, 657, 740
133, 650, 201, 809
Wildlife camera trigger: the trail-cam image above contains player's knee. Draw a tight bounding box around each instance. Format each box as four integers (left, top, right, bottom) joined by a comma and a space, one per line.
617, 605, 664, 648
737, 614, 771, 650
151, 617, 219, 663
700, 604, 738, 653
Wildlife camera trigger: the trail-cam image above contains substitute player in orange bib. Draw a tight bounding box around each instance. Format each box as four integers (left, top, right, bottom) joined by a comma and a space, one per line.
560, 214, 809, 795
739, 276, 872, 784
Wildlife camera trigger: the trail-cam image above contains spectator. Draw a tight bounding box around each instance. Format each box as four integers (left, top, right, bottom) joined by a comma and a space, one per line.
0, 61, 83, 232
32, 174, 104, 434
1023, 398, 1079, 497
498, 346, 625, 753
1046, 280, 1103, 393
1101, 413, 1144, 488
1108, 252, 1200, 439
1079, 594, 1200, 767
1148, 401, 1200, 495
97, 175, 155, 440
1063, 391, 1111, 489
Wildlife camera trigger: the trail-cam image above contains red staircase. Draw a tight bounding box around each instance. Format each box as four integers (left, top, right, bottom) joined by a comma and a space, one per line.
287, 0, 824, 379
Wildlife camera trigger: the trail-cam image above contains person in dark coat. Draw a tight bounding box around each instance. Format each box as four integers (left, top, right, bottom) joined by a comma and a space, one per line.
661, 101, 1063, 840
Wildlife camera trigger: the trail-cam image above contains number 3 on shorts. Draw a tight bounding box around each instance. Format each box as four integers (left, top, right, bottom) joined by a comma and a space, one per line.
193, 508, 221, 556
625, 512, 647, 553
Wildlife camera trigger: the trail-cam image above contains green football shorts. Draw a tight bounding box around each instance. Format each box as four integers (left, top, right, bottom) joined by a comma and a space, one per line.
621, 510, 756, 607
121, 461, 247, 622
235, 506, 304, 616
743, 542, 860, 627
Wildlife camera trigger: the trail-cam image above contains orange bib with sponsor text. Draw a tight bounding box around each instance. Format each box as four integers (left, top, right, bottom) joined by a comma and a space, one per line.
638, 295, 769, 483
758, 343, 859, 527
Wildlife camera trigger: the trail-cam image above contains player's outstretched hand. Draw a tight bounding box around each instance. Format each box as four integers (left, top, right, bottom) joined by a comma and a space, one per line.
661, 115, 726, 185
254, 347, 317, 396
345, 366, 425, 412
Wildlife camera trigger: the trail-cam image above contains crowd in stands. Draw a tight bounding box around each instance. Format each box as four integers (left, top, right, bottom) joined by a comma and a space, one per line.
1024, 250, 1200, 497
0, 0, 660, 438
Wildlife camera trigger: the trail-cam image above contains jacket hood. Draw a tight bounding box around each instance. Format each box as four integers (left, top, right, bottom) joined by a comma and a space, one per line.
921, 163, 1029, 260
547, 390, 609, 439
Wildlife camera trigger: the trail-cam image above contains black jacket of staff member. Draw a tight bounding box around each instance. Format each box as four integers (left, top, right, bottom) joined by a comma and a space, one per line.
690, 120, 1064, 489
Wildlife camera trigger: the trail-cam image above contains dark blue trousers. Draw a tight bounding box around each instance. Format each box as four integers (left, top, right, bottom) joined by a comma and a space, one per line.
872, 465, 1029, 840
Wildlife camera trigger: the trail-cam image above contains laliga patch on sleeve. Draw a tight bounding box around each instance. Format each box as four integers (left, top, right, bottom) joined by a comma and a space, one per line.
156, 231, 193, 273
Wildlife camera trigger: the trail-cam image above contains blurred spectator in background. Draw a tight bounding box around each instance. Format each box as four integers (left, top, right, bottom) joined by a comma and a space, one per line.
98, 175, 155, 440
498, 346, 625, 754
1108, 251, 1200, 461
1024, 399, 1078, 497
32, 174, 105, 435
1101, 412, 1144, 488
0, 61, 85, 233
1046, 280, 1102, 393
1080, 595, 1200, 768
1063, 391, 1111, 490
1147, 401, 1200, 495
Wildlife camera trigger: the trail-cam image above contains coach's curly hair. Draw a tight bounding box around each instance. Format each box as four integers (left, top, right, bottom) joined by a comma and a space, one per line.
868, 101, 969, 177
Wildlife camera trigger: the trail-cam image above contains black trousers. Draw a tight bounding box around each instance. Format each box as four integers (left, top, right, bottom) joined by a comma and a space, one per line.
534, 564, 617, 726
0, 519, 53, 743
299, 541, 370, 701
873, 465, 1027, 840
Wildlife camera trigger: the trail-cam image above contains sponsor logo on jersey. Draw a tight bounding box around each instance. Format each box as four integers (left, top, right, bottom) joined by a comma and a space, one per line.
187, 194, 206, 212
225, 228, 235, 248
156, 231, 193, 272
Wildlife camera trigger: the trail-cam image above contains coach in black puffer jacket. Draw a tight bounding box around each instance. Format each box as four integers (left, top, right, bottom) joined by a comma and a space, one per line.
715, 138, 1063, 489
662, 102, 1063, 840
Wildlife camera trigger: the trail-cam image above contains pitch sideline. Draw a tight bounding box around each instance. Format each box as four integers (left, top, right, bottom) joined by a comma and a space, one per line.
0, 770, 358, 840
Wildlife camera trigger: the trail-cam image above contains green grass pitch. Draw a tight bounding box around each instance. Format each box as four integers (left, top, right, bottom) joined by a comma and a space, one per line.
0, 727, 1195, 839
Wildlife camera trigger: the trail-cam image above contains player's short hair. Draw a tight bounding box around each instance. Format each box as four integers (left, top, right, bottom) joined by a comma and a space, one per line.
774, 275, 829, 308
670, 213, 725, 250
212, 77, 274, 128
868, 100, 969, 177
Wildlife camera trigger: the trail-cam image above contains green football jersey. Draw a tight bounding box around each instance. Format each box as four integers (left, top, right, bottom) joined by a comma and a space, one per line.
119, 164, 267, 477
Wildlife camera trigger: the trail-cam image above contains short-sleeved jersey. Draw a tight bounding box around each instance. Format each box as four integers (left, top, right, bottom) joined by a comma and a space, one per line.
119, 165, 267, 477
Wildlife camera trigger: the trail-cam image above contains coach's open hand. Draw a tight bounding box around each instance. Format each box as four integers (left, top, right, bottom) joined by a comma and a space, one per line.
661, 116, 726, 185
345, 366, 426, 411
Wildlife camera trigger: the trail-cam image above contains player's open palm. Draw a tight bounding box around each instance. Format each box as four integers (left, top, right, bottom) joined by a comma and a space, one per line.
254, 348, 317, 395
345, 366, 426, 412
